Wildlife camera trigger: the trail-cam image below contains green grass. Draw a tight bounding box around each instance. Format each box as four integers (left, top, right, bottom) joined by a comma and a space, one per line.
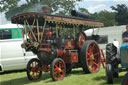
0, 67, 126, 85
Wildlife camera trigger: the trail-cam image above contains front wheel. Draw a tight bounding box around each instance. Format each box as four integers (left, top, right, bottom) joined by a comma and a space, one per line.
50, 58, 66, 81
106, 64, 113, 84
27, 58, 42, 80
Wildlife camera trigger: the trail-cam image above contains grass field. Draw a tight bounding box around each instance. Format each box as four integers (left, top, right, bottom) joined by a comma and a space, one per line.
0, 67, 126, 85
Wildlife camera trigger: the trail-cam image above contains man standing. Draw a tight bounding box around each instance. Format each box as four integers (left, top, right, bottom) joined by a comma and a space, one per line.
122, 25, 128, 44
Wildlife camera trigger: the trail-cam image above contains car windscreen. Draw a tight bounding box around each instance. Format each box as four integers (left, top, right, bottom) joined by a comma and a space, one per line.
0, 29, 12, 40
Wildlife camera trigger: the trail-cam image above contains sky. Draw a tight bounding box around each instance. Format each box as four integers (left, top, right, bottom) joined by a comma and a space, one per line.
76, 0, 128, 13
0, 0, 128, 25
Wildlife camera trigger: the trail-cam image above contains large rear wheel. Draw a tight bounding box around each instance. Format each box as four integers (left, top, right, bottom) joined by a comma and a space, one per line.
27, 58, 42, 80
81, 40, 101, 73
50, 58, 66, 81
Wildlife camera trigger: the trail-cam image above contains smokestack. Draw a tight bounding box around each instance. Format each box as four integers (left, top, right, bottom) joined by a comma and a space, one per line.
41, 5, 51, 13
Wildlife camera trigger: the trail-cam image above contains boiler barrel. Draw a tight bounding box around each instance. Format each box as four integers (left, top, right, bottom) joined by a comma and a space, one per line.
71, 10, 91, 18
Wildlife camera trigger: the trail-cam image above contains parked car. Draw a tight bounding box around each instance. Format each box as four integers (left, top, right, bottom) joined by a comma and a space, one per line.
0, 24, 38, 72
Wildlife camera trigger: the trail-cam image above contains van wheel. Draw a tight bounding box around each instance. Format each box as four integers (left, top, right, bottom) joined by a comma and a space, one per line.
27, 59, 42, 80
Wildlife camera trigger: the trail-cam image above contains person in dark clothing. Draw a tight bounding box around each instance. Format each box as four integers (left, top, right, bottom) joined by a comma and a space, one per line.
122, 25, 128, 43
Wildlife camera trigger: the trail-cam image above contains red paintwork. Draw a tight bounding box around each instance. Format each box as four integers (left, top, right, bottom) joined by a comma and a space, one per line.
63, 56, 72, 63
57, 49, 63, 56
100, 49, 106, 69
77, 32, 87, 48
40, 43, 51, 48
86, 43, 100, 72
63, 50, 78, 63
39, 48, 51, 53
30, 60, 41, 80
71, 53, 78, 63
63, 50, 72, 63
53, 60, 65, 80
48, 30, 52, 37
65, 40, 75, 49
21, 28, 24, 38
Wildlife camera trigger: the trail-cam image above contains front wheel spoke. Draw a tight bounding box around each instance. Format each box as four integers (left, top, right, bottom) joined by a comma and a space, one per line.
54, 71, 58, 75
54, 65, 58, 68
54, 69, 58, 74
61, 70, 64, 74
54, 71, 58, 77
61, 64, 64, 69
54, 68, 58, 72
59, 62, 62, 68
58, 62, 60, 66
59, 73, 63, 79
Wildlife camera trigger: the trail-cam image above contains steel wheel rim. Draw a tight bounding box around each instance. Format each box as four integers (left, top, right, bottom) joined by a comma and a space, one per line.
53, 60, 65, 80
86, 42, 100, 72
29, 60, 41, 80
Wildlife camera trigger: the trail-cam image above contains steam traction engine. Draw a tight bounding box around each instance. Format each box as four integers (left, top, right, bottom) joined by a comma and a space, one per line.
11, 10, 105, 81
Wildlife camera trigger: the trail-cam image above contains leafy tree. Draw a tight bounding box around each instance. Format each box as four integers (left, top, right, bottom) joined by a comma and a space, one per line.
0, 0, 82, 20
79, 8, 89, 13
93, 10, 117, 27
0, 0, 20, 12
111, 4, 128, 25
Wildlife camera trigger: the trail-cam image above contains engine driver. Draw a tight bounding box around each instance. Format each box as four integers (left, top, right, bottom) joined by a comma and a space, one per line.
122, 25, 128, 44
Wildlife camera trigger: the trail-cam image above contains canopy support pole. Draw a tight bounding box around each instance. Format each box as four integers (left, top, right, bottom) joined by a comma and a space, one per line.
36, 19, 40, 41
40, 18, 47, 42
25, 19, 37, 41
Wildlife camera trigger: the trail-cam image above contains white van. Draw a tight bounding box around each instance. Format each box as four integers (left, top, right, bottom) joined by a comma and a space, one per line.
0, 24, 38, 72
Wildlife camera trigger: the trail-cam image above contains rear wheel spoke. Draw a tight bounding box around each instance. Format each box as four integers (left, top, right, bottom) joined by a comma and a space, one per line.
93, 52, 99, 56
93, 62, 98, 67
81, 41, 100, 73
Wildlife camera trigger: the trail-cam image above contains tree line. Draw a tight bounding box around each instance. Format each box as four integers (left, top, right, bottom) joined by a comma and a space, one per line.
92, 4, 128, 27
0, 0, 128, 27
